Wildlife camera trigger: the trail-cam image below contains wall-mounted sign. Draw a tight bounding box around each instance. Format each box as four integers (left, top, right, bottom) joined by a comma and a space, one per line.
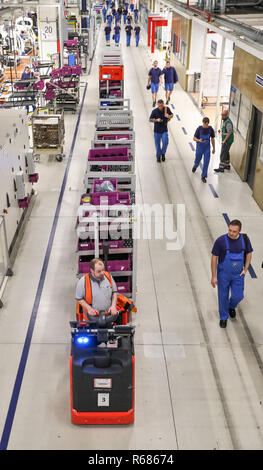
210, 40, 217, 57
256, 74, 263, 88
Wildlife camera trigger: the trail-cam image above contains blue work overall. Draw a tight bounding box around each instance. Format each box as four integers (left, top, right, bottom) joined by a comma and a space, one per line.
217, 235, 245, 321
194, 129, 211, 178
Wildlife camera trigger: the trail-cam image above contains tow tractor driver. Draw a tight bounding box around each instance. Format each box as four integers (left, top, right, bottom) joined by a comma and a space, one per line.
76, 258, 118, 317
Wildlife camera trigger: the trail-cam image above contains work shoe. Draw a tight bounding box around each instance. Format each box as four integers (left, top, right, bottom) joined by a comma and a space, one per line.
229, 308, 236, 318
166, 100, 169, 105
162, 154, 166, 161
201, 176, 207, 183
225, 165, 231, 170
153, 101, 156, 107
219, 319, 227, 328
192, 167, 197, 173
214, 167, 224, 173
157, 157, 161, 163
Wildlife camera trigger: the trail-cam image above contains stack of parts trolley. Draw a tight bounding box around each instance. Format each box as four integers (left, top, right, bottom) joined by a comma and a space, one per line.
76, 46, 137, 322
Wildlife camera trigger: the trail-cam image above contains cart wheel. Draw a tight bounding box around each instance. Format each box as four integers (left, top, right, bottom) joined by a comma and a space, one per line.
56, 155, 63, 162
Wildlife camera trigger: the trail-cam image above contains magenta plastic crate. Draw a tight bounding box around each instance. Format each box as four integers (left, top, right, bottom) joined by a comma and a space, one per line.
88, 147, 129, 162
78, 254, 131, 273
15, 83, 27, 90
51, 68, 61, 79
28, 173, 39, 183
78, 239, 126, 251
115, 276, 131, 294
109, 90, 122, 98
64, 39, 78, 47
33, 80, 45, 90
45, 90, 55, 100
61, 66, 72, 77
71, 65, 82, 75
97, 133, 131, 141
18, 196, 30, 209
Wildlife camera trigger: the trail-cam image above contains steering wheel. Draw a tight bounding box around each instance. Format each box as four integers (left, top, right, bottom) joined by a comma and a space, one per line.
86, 310, 119, 328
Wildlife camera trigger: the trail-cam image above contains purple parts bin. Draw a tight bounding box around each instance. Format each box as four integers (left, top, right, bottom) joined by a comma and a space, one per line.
78, 239, 133, 251
71, 65, 82, 75
51, 68, 61, 79
64, 39, 78, 47
88, 147, 129, 162
97, 133, 130, 141
45, 90, 55, 100
33, 80, 45, 90
18, 196, 30, 209
79, 254, 131, 273
114, 276, 131, 294
61, 66, 72, 77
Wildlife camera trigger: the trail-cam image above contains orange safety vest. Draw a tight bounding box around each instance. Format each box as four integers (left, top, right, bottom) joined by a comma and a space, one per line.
76, 272, 137, 324
76, 271, 113, 322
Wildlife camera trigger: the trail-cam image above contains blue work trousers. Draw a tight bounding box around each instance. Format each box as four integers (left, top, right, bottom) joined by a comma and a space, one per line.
217, 235, 245, 320
194, 142, 211, 178
126, 33, 131, 46
154, 131, 169, 159
135, 34, 140, 46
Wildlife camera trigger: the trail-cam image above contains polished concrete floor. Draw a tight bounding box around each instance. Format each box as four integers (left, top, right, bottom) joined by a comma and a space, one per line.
0, 24, 263, 450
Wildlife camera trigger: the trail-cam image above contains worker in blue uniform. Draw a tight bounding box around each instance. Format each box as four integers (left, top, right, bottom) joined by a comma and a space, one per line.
104, 22, 111, 45
102, 5, 107, 22
147, 60, 162, 107
134, 23, 140, 47
106, 12, 112, 27
123, 6, 128, 23
161, 60, 178, 104
125, 24, 133, 46
192, 117, 215, 183
211, 220, 253, 328
113, 22, 121, 45
134, 5, 139, 22
149, 99, 173, 162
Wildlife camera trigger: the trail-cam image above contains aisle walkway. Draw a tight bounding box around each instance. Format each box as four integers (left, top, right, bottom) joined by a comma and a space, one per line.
0, 22, 262, 450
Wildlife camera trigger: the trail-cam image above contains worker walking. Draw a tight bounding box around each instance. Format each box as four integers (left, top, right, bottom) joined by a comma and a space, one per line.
106, 12, 113, 27
104, 22, 111, 45
192, 117, 215, 183
123, 6, 128, 23
102, 4, 107, 22
113, 22, 121, 45
134, 5, 139, 22
147, 60, 162, 107
214, 109, 234, 173
125, 23, 133, 46
76, 258, 118, 318
127, 12, 132, 24
134, 23, 140, 47
211, 220, 253, 328
149, 99, 173, 163
161, 60, 178, 104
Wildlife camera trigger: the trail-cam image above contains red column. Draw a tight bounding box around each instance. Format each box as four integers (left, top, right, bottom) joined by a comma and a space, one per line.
151, 22, 156, 53
148, 17, 152, 47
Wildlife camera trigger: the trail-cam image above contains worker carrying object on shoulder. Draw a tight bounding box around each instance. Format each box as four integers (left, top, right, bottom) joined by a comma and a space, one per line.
149, 99, 173, 163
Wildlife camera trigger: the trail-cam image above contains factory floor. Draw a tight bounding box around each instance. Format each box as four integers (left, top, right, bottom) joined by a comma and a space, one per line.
1, 24, 263, 450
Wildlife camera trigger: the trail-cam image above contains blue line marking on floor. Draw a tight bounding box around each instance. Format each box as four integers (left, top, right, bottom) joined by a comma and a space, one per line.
0, 83, 88, 451
176, 113, 180, 120
171, 104, 175, 110
209, 184, 219, 198
222, 212, 257, 279
182, 127, 187, 135
189, 142, 195, 151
